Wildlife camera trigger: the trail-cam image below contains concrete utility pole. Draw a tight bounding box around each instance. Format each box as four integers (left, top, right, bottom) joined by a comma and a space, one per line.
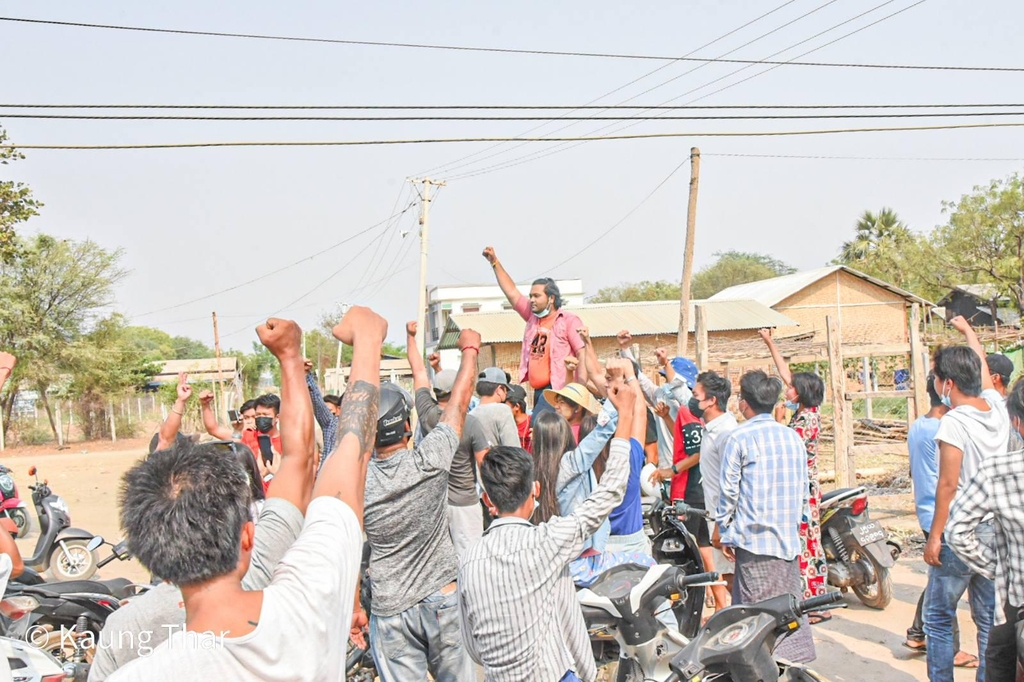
409, 178, 446, 357
212, 312, 224, 419
676, 148, 701, 357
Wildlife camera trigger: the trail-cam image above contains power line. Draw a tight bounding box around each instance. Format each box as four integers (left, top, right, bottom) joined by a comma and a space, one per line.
8, 111, 1024, 122
704, 153, 1024, 161
3, 102, 1024, 110
7, 122, 1024, 151
416, 0, 802, 177
131, 201, 416, 318
448, 0, 929, 181
531, 158, 690, 279
4, 15, 1021, 72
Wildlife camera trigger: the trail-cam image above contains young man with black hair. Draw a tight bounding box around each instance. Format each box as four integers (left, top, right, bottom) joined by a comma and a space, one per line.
692, 370, 736, 612
506, 384, 532, 451
109, 308, 383, 681
987, 353, 1014, 399
949, 376, 1024, 680
924, 315, 1002, 682
903, 373, 977, 667
473, 366, 521, 448
458, 358, 636, 682
483, 246, 585, 414
716, 369, 814, 663
361, 327, 482, 682
406, 321, 491, 557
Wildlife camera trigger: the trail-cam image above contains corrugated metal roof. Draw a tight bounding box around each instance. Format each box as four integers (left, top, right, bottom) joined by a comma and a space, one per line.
438, 299, 797, 349
154, 358, 239, 383
709, 265, 932, 307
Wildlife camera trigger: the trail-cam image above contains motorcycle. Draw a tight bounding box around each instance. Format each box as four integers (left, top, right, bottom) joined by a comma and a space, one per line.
819, 486, 901, 609
21, 466, 100, 582
0, 464, 30, 538
346, 543, 376, 682
0, 634, 66, 682
646, 500, 709, 639
667, 591, 846, 682
580, 564, 720, 682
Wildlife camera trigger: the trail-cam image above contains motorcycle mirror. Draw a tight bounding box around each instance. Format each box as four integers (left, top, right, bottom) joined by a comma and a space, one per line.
27, 466, 36, 476
86, 536, 104, 552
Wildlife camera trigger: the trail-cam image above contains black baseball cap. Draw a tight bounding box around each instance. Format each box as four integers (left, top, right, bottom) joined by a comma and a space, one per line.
506, 384, 528, 409
987, 353, 1014, 385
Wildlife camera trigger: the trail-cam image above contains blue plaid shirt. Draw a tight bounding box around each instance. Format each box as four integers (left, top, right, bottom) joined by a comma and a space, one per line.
716, 413, 809, 560
306, 373, 339, 467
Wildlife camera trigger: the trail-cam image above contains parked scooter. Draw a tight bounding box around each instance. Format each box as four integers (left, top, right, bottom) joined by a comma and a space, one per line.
819, 486, 901, 609
0, 634, 66, 682
579, 564, 720, 682
667, 592, 845, 681
0, 464, 30, 538
647, 499, 711, 639
22, 466, 100, 581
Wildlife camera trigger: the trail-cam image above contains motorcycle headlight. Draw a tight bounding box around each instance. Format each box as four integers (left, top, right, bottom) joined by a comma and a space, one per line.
0, 475, 14, 495
51, 497, 69, 514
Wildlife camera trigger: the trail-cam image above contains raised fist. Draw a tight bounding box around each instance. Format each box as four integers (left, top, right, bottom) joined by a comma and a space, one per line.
333, 306, 387, 346
654, 348, 668, 366
758, 328, 772, 342
257, 318, 303, 359
482, 246, 498, 265
616, 330, 632, 349
458, 329, 482, 352
198, 390, 215, 406
406, 321, 418, 338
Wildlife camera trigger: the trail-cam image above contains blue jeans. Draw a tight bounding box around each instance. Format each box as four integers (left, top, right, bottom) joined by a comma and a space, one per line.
369, 588, 475, 682
924, 538, 995, 682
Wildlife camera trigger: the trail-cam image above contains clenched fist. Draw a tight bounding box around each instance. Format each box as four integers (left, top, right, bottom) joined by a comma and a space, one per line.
258, 318, 303, 360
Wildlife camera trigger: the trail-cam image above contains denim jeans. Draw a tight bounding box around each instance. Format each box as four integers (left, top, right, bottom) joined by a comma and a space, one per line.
369, 588, 475, 682
924, 538, 995, 682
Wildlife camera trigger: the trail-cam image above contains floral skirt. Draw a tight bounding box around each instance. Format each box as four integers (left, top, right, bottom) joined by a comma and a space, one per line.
799, 479, 828, 599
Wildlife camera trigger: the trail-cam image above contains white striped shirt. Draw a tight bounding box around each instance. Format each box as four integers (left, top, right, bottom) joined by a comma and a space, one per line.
457, 438, 631, 682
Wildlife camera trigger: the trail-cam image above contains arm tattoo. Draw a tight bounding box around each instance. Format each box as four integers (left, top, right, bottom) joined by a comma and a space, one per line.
335, 380, 379, 457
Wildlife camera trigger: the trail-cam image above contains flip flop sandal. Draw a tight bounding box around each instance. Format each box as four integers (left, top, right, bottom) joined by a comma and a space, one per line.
901, 641, 927, 654
808, 612, 832, 625
954, 653, 980, 669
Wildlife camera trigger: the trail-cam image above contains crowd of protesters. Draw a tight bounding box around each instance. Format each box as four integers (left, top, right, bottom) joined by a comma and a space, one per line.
2, 244, 1023, 682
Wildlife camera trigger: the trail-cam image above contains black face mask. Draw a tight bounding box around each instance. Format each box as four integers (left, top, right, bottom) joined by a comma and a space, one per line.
255, 416, 275, 433
687, 396, 705, 420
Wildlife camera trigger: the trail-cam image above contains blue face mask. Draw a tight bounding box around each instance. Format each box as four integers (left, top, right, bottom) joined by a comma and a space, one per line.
784, 401, 800, 412
534, 307, 551, 319
938, 380, 952, 408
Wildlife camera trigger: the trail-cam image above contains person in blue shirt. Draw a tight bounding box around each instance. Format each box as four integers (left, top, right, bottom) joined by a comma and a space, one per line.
904, 373, 977, 668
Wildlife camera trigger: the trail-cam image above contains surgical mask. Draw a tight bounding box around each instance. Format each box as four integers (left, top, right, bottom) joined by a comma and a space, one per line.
938, 381, 952, 409
534, 306, 551, 319
255, 416, 275, 433
687, 397, 705, 419
784, 401, 800, 412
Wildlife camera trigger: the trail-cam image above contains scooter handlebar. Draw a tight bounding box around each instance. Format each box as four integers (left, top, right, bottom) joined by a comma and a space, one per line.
670, 501, 712, 520
798, 592, 844, 615
676, 571, 720, 589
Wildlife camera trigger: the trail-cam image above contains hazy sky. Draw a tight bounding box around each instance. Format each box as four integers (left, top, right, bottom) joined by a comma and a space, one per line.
3, 1, 1023, 350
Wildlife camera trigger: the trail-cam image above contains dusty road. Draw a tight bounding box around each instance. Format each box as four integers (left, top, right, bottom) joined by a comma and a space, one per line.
2, 441, 988, 681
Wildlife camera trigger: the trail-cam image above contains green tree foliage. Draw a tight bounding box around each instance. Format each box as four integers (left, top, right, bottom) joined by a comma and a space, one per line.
690, 251, 796, 299
0, 234, 129, 439
589, 280, 681, 304
0, 126, 41, 263
931, 173, 1024, 313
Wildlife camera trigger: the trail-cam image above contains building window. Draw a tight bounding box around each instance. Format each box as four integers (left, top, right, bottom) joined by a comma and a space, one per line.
462, 304, 480, 314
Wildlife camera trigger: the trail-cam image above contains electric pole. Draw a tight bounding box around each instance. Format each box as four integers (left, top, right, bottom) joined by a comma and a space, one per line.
212, 312, 224, 419
676, 148, 701, 357
410, 177, 446, 357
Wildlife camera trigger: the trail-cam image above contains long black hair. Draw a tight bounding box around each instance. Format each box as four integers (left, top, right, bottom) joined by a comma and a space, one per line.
531, 411, 576, 523
532, 277, 563, 310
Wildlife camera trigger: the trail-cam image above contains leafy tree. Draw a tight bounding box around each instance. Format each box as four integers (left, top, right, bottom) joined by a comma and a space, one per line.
690, 251, 796, 299
0, 126, 41, 263
589, 280, 681, 304
171, 335, 213, 360
837, 208, 912, 263
0, 234, 127, 439
932, 173, 1024, 313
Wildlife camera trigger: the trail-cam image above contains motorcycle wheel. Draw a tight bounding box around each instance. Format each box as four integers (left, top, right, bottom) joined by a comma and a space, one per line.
345, 638, 376, 682
33, 625, 96, 666
9, 508, 29, 538
49, 540, 98, 581
852, 556, 893, 609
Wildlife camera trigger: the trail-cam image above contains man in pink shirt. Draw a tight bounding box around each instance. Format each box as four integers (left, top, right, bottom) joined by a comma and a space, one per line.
483, 246, 584, 414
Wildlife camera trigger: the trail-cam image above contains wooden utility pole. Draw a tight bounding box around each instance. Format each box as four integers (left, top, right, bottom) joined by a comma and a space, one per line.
676, 148, 701, 357
826, 315, 853, 487
908, 303, 929, 422
212, 312, 224, 419
410, 178, 446, 357
695, 304, 709, 371
108, 400, 117, 442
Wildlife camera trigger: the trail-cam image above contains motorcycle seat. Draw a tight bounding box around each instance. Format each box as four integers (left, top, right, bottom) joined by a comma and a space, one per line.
821, 487, 866, 505
17, 577, 135, 600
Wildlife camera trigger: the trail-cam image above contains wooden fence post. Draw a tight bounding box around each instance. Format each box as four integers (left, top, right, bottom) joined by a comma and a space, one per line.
909, 303, 929, 424
827, 315, 853, 487
695, 304, 709, 371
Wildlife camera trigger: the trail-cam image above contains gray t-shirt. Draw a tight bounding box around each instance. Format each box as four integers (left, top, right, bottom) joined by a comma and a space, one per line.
471, 402, 520, 448
415, 388, 489, 507
364, 424, 460, 617
89, 498, 305, 681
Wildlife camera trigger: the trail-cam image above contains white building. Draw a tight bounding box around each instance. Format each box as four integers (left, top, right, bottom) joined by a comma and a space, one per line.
426, 279, 584, 366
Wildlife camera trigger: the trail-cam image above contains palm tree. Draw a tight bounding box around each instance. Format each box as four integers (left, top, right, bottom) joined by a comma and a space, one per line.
838, 208, 911, 264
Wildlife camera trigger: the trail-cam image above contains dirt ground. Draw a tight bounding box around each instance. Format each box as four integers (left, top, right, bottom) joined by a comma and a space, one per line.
0, 441, 987, 681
